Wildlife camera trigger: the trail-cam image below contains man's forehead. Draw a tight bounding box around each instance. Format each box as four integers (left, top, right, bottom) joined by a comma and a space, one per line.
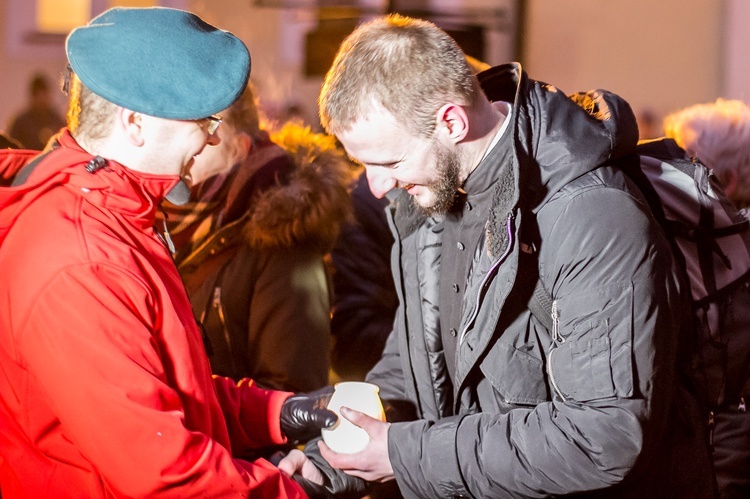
338, 112, 420, 167
343, 106, 408, 140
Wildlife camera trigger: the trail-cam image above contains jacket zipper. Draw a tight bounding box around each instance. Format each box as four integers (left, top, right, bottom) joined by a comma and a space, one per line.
212, 287, 231, 348
212, 286, 237, 374
547, 300, 567, 401
459, 212, 515, 345
156, 219, 176, 254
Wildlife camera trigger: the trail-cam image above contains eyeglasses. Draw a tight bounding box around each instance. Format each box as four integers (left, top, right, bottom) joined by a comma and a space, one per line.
202, 115, 223, 136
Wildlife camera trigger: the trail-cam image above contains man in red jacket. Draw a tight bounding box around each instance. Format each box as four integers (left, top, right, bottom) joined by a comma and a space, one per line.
0, 7, 333, 498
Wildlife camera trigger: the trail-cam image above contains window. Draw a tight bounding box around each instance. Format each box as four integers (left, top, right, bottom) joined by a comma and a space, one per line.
5, 0, 186, 57
37, 0, 92, 34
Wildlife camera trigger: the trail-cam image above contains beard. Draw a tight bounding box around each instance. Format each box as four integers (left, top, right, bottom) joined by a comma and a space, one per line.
412, 141, 462, 216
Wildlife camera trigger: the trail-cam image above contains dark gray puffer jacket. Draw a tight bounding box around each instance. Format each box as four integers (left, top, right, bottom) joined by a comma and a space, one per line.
367, 63, 715, 498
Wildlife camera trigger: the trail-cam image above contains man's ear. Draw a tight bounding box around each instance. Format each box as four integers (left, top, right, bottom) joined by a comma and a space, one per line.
236, 132, 252, 157
118, 107, 145, 147
224, 131, 252, 166
436, 103, 469, 143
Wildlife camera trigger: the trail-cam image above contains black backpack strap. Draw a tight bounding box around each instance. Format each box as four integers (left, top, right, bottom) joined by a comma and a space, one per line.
10, 150, 53, 187
711, 219, 750, 238
10, 140, 61, 187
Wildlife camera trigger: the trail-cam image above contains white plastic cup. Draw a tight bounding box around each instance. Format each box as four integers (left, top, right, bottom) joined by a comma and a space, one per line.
321, 381, 386, 454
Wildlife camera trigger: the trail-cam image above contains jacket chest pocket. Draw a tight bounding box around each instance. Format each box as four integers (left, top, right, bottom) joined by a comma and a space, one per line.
547, 281, 634, 402
479, 339, 549, 406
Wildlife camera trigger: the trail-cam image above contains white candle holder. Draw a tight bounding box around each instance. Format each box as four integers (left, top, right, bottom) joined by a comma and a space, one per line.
321, 381, 385, 454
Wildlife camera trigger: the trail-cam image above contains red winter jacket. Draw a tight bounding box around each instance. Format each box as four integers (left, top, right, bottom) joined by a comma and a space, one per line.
0, 131, 306, 498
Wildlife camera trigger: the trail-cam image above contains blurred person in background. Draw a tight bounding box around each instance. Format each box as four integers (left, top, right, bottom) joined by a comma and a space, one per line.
7, 72, 65, 150
636, 107, 660, 141
663, 97, 750, 499
163, 83, 356, 394
664, 98, 750, 208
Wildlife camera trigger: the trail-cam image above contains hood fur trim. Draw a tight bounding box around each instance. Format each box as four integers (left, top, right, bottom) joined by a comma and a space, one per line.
242, 123, 358, 252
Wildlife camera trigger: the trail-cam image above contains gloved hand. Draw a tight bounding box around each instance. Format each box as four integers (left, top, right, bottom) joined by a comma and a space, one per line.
290, 439, 370, 499
280, 386, 338, 443
291, 474, 334, 499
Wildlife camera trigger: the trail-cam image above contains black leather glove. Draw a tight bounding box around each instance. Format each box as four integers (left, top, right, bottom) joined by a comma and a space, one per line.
280, 386, 338, 443
291, 438, 370, 499
290, 474, 335, 499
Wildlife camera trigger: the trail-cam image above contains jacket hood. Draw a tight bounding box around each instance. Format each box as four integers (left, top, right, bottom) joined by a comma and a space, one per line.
241, 123, 357, 252
478, 63, 639, 213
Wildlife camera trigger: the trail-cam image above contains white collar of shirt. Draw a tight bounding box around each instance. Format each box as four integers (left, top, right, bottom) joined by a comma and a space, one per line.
480, 101, 513, 163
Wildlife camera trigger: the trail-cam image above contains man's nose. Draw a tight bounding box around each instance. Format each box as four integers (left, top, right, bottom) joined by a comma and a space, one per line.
366, 167, 397, 199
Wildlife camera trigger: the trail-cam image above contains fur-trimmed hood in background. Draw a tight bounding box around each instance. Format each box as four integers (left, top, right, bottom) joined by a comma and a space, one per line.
239, 122, 358, 253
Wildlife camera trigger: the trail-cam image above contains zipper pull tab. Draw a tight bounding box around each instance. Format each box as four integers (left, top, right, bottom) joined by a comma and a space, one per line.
739, 397, 746, 412
162, 219, 176, 254
212, 287, 222, 308
552, 300, 563, 343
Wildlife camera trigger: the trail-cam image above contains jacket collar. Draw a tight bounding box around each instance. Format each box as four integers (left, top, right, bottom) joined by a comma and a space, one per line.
1, 130, 181, 231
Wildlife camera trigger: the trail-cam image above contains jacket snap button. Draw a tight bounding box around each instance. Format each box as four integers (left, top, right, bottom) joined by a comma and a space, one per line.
450, 328, 457, 337
452, 283, 460, 292
457, 242, 465, 251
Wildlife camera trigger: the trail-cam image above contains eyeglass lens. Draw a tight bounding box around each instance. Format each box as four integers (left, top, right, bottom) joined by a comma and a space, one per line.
206, 115, 222, 135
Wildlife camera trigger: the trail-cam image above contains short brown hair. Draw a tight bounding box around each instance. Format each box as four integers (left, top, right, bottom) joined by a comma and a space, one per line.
318, 14, 479, 137
222, 83, 263, 141
66, 74, 116, 144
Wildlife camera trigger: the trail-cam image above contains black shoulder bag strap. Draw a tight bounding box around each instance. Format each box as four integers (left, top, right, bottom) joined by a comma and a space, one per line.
10, 148, 56, 187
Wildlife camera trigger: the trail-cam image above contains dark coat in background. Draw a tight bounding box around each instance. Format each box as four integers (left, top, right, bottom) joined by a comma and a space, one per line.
0, 132, 21, 149
330, 170, 398, 381
170, 124, 355, 393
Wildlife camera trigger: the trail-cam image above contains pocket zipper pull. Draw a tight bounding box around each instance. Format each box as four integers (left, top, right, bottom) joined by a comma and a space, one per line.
552, 300, 563, 343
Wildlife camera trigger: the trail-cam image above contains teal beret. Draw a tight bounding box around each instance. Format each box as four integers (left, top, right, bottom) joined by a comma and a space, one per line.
66, 7, 250, 120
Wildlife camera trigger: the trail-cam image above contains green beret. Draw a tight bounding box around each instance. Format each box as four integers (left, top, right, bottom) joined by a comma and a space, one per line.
66, 7, 250, 120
